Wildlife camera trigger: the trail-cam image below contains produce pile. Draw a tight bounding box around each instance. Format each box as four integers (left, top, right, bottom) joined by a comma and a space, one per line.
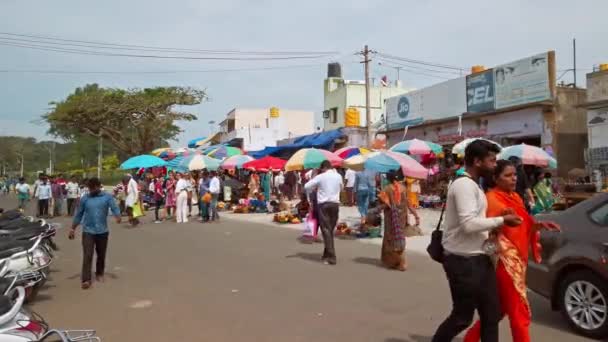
273, 212, 301, 224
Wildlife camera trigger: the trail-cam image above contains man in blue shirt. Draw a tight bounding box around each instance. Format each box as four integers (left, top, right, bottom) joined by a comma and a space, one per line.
70, 178, 121, 289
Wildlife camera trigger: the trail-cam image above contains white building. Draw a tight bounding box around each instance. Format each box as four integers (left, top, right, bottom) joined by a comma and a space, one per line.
218, 107, 315, 151
585, 64, 608, 174
322, 63, 413, 131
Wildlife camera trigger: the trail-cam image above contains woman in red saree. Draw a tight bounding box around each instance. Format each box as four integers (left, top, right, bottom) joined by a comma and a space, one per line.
464, 160, 559, 342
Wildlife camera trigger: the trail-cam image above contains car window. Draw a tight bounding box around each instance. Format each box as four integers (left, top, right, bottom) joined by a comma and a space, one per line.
589, 202, 608, 226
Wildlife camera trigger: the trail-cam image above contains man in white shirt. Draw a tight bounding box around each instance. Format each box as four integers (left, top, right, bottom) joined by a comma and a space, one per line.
433, 140, 521, 342
208, 171, 221, 222
274, 171, 285, 195
175, 173, 190, 223
344, 168, 356, 206
35, 175, 52, 218
66, 176, 80, 216
304, 161, 343, 265
124, 175, 140, 226
15, 177, 31, 211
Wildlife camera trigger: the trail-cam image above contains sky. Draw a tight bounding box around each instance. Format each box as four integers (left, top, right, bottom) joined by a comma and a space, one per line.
1, 0, 607, 147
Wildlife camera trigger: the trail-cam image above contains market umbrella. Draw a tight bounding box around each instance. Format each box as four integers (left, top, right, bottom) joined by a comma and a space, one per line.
285, 148, 343, 171
344, 150, 428, 179
334, 146, 371, 159
391, 138, 443, 155
242, 156, 287, 172
151, 147, 172, 156
498, 143, 557, 169
203, 145, 244, 159
120, 155, 167, 170
187, 137, 207, 148
452, 138, 502, 158
179, 154, 221, 171
221, 155, 255, 170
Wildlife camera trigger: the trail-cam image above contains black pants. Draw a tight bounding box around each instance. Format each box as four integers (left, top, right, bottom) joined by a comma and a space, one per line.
155, 199, 164, 221
67, 198, 76, 216
432, 254, 500, 342
81, 232, 109, 283
318, 202, 339, 264
38, 199, 49, 217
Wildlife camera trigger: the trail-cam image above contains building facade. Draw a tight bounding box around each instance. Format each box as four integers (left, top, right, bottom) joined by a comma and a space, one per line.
585, 66, 608, 174
323, 63, 412, 131
218, 107, 315, 151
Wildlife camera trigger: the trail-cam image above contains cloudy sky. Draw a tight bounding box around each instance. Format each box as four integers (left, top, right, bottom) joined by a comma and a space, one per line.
1, 0, 607, 145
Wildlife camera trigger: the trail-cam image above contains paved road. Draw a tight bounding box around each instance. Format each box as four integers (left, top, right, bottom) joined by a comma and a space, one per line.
3, 196, 593, 341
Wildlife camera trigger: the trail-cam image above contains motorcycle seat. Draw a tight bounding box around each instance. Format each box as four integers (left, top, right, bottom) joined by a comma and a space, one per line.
0, 239, 35, 252
0, 247, 26, 260
0, 295, 12, 315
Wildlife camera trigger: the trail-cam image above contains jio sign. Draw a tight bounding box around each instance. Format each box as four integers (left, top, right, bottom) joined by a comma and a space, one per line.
397, 96, 410, 119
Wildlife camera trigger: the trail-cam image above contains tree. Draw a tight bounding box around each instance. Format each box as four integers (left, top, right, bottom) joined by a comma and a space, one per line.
43, 84, 206, 156
102, 154, 120, 170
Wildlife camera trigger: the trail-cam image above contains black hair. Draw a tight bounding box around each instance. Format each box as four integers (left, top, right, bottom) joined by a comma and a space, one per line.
386, 170, 403, 183
544, 172, 552, 179
464, 140, 501, 167
87, 178, 101, 188
18, 177, 25, 182
484, 160, 515, 189
320, 160, 332, 170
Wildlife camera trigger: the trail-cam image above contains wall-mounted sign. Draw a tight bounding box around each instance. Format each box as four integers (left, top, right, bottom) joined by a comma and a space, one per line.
466, 69, 495, 113
494, 52, 552, 109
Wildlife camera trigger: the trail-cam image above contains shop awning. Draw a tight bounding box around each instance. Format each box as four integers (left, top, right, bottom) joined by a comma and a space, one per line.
249, 129, 346, 159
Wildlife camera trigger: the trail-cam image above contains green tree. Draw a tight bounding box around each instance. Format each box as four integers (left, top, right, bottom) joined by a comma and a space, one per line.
43, 84, 206, 156
102, 154, 120, 170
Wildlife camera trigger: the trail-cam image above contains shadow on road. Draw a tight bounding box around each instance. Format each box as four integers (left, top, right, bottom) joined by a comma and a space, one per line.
353, 256, 385, 269
285, 252, 321, 263
385, 334, 461, 342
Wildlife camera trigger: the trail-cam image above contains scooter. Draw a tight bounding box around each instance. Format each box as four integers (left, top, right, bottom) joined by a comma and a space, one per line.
0, 286, 101, 341
0, 237, 52, 283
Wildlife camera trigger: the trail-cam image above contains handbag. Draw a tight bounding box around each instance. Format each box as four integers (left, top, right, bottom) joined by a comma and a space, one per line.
426, 202, 446, 263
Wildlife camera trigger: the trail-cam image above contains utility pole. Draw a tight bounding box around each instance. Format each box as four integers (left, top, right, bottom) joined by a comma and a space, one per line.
573, 38, 577, 88
97, 133, 103, 179
361, 45, 374, 145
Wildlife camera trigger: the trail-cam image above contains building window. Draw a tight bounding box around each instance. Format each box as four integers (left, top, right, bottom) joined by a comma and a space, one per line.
330, 107, 338, 124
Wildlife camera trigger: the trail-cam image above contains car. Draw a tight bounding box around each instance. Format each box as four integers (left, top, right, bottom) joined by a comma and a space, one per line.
528, 192, 608, 339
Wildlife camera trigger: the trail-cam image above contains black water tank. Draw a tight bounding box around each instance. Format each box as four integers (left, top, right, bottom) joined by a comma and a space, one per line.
327, 63, 342, 78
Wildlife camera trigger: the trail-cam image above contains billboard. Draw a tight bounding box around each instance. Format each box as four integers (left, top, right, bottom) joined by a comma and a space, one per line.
466, 69, 495, 113
385, 77, 467, 129
494, 52, 552, 109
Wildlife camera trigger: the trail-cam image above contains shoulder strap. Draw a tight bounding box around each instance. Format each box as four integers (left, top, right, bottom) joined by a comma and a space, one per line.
434, 174, 471, 232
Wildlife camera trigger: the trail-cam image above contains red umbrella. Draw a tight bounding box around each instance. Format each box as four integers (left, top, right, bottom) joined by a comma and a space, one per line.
242, 156, 287, 172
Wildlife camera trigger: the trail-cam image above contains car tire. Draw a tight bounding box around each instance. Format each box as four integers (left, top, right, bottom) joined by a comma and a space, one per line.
558, 270, 608, 340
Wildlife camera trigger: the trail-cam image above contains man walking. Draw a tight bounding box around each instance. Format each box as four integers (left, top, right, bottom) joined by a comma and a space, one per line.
432, 140, 522, 342
51, 177, 65, 217
344, 168, 356, 206
15, 177, 31, 212
209, 171, 221, 222
66, 176, 80, 216
69, 178, 121, 289
35, 175, 52, 218
305, 161, 343, 265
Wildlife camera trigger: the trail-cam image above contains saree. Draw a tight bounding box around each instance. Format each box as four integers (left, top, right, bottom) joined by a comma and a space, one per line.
464, 188, 541, 342
533, 180, 554, 214
379, 183, 409, 270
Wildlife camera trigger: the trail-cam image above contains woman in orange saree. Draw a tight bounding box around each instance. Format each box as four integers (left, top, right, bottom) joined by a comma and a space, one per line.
464, 160, 559, 342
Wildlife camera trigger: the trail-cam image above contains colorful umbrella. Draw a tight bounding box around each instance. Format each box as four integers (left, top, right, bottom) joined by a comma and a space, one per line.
334, 146, 371, 159
499, 143, 557, 169
221, 155, 255, 170
203, 145, 243, 159
344, 150, 428, 179
390, 138, 443, 155
242, 156, 287, 172
151, 147, 172, 156
452, 138, 502, 158
187, 137, 207, 148
285, 148, 343, 171
120, 155, 167, 170
179, 154, 221, 171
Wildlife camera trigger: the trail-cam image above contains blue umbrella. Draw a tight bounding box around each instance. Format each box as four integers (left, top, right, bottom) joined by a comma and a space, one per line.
120, 155, 167, 170
188, 137, 207, 148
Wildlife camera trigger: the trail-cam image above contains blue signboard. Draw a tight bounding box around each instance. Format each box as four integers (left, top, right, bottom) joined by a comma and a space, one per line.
397, 96, 410, 119
466, 69, 495, 113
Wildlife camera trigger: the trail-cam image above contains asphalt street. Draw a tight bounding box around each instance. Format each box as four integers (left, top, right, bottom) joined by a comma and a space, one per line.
3, 196, 594, 341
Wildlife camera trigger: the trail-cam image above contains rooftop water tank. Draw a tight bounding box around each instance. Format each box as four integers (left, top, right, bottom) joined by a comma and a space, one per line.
327, 63, 342, 78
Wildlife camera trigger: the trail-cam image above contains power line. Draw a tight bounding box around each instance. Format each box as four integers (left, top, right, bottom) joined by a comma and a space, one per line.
0, 32, 337, 56
377, 52, 466, 71
0, 41, 334, 61
377, 59, 453, 80
377, 57, 462, 76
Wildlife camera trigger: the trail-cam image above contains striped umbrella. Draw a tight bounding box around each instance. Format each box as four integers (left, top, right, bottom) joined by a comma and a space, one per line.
221, 155, 255, 170
499, 143, 557, 169
285, 148, 343, 171
203, 145, 243, 159
391, 138, 443, 155
334, 146, 371, 159
452, 138, 502, 158
179, 154, 221, 171
344, 150, 428, 179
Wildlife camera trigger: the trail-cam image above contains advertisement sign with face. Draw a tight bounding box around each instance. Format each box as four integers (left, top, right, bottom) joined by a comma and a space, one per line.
494, 52, 552, 109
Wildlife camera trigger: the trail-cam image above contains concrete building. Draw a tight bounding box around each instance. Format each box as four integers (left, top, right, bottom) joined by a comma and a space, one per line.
585, 65, 608, 175
322, 63, 412, 131
218, 107, 315, 151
